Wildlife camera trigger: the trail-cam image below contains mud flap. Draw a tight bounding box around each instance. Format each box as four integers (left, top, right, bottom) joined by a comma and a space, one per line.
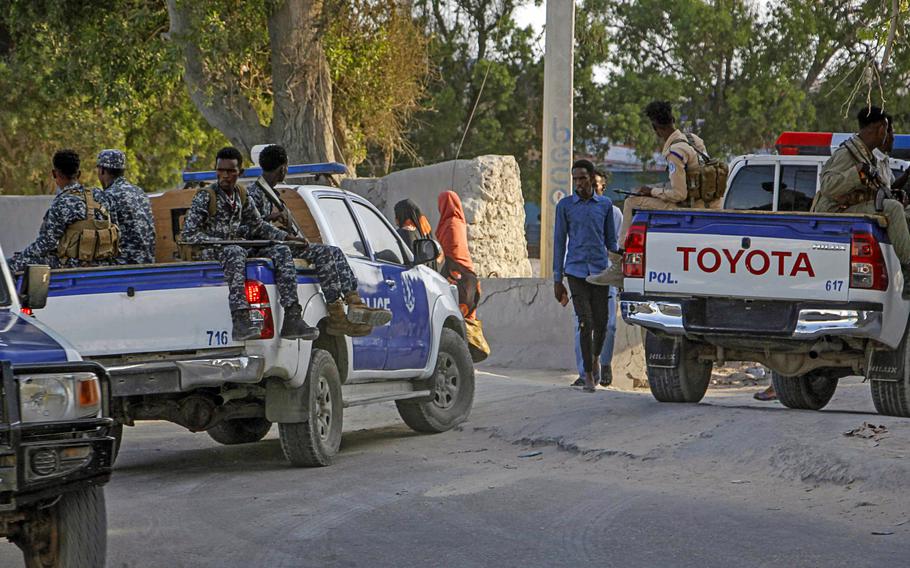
645, 332, 681, 369
265, 377, 309, 423
867, 330, 908, 382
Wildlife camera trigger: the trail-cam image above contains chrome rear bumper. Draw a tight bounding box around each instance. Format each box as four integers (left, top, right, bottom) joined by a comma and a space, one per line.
621, 300, 882, 340
107, 356, 265, 396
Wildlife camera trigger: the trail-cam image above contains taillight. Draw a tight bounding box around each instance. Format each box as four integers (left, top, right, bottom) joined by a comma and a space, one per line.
245, 280, 275, 339
623, 223, 647, 278
850, 232, 888, 291
21, 307, 33, 316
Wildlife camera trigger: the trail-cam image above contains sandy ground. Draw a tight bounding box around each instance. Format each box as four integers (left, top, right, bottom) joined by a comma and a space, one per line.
2, 367, 908, 567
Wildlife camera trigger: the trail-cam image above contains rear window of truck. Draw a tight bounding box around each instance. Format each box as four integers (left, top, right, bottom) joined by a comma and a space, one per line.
725, 165, 774, 211
777, 165, 818, 212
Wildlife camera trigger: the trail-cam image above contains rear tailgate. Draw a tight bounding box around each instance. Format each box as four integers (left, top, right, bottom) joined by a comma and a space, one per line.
640, 211, 871, 302
32, 261, 316, 357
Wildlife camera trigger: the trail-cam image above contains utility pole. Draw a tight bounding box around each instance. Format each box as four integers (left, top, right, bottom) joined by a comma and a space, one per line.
539, 0, 574, 279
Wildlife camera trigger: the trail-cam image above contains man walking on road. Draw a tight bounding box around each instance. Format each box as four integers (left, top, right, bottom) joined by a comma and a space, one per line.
572, 169, 622, 387
554, 159, 619, 392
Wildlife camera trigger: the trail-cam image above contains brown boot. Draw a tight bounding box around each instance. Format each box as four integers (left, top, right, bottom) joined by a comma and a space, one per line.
326, 299, 372, 337
345, 291, 392, 326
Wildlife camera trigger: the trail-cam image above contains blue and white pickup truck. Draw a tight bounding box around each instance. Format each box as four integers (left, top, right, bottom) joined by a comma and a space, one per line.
1, 247, 114, 566
27, 167, 473, 467
620, 204, 910, 417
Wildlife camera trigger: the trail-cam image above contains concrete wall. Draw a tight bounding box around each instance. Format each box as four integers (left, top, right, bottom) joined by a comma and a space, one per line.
344, 155, 532, 278
477, 278, 645, 389
0, 195, 53, 254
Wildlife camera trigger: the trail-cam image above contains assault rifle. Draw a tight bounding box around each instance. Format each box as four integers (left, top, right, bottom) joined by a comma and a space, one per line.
258, 182, 305, 238
177, 239, 310, 249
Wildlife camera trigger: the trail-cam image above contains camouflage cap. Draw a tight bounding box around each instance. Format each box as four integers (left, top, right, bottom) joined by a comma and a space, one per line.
96, 149, 126, 170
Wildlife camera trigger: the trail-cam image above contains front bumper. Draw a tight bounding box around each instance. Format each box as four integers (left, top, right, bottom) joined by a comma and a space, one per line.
0, 361, 114, 515
620, 295, 883, 341
107, 355, 266, 396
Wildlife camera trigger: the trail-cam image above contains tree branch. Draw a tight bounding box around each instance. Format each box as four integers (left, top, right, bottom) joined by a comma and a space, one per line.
165, 0, 267, 156
881, 0, 899, 71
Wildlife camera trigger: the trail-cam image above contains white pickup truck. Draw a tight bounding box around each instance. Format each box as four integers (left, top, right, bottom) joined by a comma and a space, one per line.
620, 132, 910, 417
27, 168, 474, 467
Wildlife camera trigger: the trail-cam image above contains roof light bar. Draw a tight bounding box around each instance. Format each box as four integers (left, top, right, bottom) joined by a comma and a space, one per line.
776, 131, 910, 159
775, 132, 833, 156
182, 162, 347, 183
892, 134, 910, 160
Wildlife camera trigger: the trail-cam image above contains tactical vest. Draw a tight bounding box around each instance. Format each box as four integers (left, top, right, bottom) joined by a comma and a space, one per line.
56, 188, 121, 263
831, 137, 887, 209
204, 185, 247, 218
671, 135, 729, 205
179, 186, 249, 261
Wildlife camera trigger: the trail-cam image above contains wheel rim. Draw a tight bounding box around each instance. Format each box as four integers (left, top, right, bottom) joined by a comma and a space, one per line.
433, 353, 459, 410
315, 375, 333, 441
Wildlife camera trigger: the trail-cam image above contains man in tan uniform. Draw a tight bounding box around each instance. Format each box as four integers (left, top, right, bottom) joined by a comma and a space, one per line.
812, 106, 910, 272
588, 100, 716, 287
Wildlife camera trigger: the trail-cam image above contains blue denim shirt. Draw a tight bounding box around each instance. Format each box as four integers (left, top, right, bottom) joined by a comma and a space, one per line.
553, 193, 618, 282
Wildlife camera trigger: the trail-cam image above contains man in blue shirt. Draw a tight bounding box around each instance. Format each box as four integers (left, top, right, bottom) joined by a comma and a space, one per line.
572, 169, 622, 387
553, 159, 619, 392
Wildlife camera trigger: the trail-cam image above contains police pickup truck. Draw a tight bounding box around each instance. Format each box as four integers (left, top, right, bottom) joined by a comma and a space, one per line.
28, 163, 473, 467
0, 246, 114, 567
620, 132, 910, 417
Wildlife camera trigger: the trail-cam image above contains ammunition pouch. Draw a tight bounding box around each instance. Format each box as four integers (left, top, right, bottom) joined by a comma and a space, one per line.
675, 135, 728, 206
57, 190, 120, 263
833, 187, 875, 210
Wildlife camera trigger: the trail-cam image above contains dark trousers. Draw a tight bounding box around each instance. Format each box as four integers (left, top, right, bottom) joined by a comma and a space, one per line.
567, 275, 611, 373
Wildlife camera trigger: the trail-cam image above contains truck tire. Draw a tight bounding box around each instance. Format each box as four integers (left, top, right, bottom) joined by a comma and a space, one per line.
396, 328, 475, 433
20, 486, 107, 568
871, 378, 910, 417
646, 334, 712, 403
772, 370, 838, 411
278, 349, 342, 467
207, 417, 272, 445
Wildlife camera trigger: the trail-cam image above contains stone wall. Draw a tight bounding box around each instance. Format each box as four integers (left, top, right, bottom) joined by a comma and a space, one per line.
343, 155, 532, 278
0, 195, 53, 254
477, 278, 645, 390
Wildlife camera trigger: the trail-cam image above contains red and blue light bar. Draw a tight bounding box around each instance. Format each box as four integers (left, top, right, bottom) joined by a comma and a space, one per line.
182, 162, 348, 183
776, 132, 910, 159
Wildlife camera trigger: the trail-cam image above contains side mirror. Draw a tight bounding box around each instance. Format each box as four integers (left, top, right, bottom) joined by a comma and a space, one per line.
412, 238, 440, 266
20, 265, 50, 310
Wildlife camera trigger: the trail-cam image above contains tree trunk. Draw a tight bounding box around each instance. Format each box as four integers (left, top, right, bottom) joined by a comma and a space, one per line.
166, 0, 335, 165
165, 0, 268, 157
267, 0, 335, 164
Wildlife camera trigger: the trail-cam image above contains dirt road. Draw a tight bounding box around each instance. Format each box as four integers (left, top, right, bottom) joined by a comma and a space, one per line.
2, 368, 908, 567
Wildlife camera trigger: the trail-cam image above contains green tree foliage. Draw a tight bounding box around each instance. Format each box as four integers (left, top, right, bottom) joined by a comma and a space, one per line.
404, 0, 544, 200
0, 0, 428, 194
0, 0, 226, 194
599, 0, 910, 161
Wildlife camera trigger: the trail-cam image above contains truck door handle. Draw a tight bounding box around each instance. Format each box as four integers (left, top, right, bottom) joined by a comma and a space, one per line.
384, 279, 397, 289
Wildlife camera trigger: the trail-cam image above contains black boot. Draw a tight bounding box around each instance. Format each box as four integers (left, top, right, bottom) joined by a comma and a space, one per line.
281, 303, 319, 340
232, 309, 262, 341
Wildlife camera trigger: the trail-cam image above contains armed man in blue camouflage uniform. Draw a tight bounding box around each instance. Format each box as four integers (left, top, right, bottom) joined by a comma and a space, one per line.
248, 145, 392, 337
181, 147, 318, 342
94, 149, 156, 264
9, 149, 119, 272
